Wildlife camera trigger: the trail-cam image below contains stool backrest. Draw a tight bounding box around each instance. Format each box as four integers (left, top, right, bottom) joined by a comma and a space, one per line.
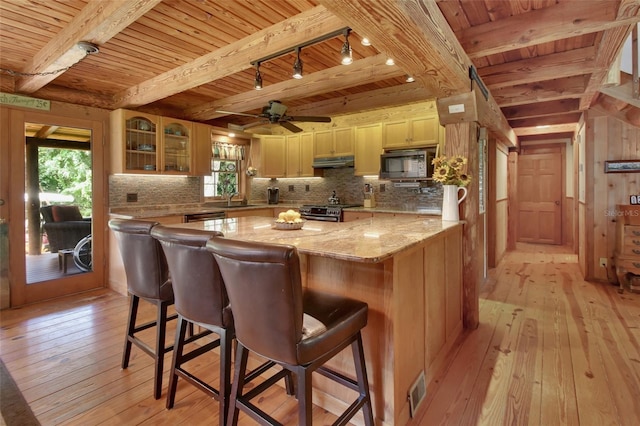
207, 237, 303, 365
151, 226, 231, 328
108, 219, 172, 301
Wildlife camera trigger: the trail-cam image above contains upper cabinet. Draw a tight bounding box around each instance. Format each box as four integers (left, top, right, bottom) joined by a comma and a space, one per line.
260, 135, 286, 178
286, 133, 315, 177
354, 123, 383, 176
111, 109, 193, 175
314, 128, 354, 158
382, 115, 442, 149
193, 122, 213, 176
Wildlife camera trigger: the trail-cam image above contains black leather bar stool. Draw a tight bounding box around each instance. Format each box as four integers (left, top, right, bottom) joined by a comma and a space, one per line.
108, 219, 176, 400
207, 237, 374, 426
151, 226, 283, 425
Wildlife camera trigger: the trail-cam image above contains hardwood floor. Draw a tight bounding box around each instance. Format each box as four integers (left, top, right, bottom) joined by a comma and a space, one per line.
2, 243, 640, 425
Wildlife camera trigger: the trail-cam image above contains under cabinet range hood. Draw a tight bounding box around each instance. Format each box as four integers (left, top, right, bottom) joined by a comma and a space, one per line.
312, 156, 355, 169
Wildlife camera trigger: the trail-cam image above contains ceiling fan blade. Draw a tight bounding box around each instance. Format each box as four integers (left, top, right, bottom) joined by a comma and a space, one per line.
216, 110, 261, 118
241, 120, 270, 130
279, 121, 303, 133
287, 116, 332, 123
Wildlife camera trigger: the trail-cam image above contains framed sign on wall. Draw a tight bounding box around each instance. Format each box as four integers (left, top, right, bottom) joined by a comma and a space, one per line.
604, 160, 640, 173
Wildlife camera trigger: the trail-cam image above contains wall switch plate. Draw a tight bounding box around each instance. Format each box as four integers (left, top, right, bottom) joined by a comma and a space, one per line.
380, 184, 386, 192
305, 185, 310, 192
126, 193, 138, 202
288, 185, 294, 192
599, 257, 608, 268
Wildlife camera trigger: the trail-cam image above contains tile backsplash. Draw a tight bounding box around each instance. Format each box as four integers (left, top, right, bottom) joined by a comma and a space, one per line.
109, 168, 443, 210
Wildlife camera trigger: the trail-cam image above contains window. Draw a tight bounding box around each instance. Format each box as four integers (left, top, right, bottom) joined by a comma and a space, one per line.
204, 160, 239, 198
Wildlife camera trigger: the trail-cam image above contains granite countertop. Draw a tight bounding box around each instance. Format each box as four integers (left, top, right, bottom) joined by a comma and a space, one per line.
344, 206, 442, 216
109, 203, 299, 219
174, 215, 460, 263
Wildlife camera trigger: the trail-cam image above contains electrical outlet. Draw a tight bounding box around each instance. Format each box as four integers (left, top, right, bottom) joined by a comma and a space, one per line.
305, 184, 310, 192
288, 185, 294, 192
599, 257, 608, 268
126, 193, 138, 202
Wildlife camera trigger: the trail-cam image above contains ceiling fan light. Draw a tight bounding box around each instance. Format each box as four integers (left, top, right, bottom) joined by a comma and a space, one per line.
292, 47, 303, 79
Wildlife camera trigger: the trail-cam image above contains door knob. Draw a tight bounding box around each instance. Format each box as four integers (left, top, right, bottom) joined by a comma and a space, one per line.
555, 201, 560, 205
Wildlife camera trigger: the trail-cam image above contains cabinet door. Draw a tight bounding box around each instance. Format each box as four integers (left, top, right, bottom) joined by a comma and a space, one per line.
382, 120, 409, 149
343, 211, 373, 222
298, 133, 315, 177
193, 122, 212, 175
161, 118, 192, 174
261, 136, 286, 177
286, 134, 301, 177
354, 123, 382, 176
111, 109, 160, 174
314, 130, 334, 157
333, 128, 354, 156
410, 116, 439, 146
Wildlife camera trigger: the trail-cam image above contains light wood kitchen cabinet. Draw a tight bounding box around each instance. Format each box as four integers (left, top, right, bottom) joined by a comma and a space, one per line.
225, 208, 273, 218
286, 133, 315, 177
343, 211, 373, 222
193, 122, 213, 175
354, 123, 383, 176
111, 109, 194, 175
613, 205, 640, 291
382, 115, 441, 149
314, 127, 354, 158
260, 135, 286, 177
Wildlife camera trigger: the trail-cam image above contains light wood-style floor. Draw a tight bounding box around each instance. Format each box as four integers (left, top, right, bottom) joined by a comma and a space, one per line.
2, 243, 640, 425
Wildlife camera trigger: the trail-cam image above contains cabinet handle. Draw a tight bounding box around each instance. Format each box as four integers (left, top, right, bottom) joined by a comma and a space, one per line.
633, 240, 640, 246
633, 230, 640, 236
634, 262, 640, 268
634, 249, 640, 255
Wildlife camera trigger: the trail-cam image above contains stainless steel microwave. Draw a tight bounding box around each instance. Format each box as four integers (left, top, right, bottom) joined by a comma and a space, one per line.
379, 147, 437, 180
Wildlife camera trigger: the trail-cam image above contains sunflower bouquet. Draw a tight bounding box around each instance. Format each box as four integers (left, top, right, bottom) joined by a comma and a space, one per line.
431, 155, 471, 187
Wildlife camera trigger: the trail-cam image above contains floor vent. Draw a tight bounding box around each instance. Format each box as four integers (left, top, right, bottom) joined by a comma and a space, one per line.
408, 370, 426, 418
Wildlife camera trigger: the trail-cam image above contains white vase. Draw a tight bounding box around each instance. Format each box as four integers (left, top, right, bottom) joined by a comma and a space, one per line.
442, 185, 468, 222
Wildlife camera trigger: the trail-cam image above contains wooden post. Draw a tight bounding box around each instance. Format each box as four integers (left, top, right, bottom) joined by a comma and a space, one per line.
443, 121, 482, 329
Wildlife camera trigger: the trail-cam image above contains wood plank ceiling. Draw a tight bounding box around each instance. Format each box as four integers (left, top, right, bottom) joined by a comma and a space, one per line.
0, 0, 638, 146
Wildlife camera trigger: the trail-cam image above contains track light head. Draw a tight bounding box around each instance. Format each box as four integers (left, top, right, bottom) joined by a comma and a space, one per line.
341, 30, 353, 65
254, 63, 263, 90
292, 47, 303, 79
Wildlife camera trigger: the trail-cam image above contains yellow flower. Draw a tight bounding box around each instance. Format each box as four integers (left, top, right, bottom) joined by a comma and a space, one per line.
431, 155, 471, 187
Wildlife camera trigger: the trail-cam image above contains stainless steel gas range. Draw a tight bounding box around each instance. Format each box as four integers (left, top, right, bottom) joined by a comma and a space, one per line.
299, 204, 362, 222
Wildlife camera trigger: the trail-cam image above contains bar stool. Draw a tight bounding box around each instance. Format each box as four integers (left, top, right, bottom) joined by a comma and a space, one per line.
207, 237, 374, 426
151, 226, 285, 425
108, 219, 176, 400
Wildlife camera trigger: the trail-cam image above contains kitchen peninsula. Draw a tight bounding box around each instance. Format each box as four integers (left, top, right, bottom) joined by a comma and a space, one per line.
170, 215, 463, 425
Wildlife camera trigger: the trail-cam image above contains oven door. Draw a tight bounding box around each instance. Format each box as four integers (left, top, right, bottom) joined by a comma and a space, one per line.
300, 213, 339, 222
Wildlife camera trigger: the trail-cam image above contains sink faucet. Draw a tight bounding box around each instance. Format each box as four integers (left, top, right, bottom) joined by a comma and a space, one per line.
227, 192, 238, 206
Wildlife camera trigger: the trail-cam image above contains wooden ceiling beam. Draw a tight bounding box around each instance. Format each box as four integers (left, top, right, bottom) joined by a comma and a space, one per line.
508, 112, 583, 129
112, 6, 346, 109
17, 0, 161, 93
480, 47, 597, 89
186, 54, 404, 121
492, 75, 587, 107
318, 0, 515, 146
286, 84, 433, 117
458, 1, 637, 59
514, 123, 578, 136
502, 99, 581, 120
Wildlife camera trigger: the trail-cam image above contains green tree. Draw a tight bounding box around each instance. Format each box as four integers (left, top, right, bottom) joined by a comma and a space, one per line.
38, 147, 92, 216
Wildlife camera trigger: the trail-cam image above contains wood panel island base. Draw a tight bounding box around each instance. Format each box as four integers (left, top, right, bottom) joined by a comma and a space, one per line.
164, 216, 464, 425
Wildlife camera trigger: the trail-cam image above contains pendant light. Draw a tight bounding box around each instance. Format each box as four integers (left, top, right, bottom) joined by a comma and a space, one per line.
292, 47, 303, 79
254, 63, 263, 90
341, 30, 353, 65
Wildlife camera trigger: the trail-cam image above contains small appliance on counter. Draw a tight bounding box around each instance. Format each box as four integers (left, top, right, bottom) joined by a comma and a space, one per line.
267, 187, 279, 205
328, 191, 340, 205
363, 184, 376, 208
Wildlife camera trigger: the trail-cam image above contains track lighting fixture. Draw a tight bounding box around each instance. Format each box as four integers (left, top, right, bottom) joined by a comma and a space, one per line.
341, 30, 353, 65
292, 47, 303, 79
254, 63, 262, 90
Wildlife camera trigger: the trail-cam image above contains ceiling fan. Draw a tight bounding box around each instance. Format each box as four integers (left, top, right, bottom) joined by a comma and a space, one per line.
218, 100, 331, 133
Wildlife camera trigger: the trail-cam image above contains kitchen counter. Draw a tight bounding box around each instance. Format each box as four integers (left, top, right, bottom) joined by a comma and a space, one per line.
175, 215, 456, 263
109, 203, 298, 219
164, 215, 463, 425
345, 205, 442, 216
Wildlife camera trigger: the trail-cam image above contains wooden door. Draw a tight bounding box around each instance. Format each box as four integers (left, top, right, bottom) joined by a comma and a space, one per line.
517, 148, 563, 244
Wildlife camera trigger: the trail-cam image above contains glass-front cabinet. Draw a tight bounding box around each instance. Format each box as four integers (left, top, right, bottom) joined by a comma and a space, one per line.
110, 109, 193, 174
161, 118, 192, 174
